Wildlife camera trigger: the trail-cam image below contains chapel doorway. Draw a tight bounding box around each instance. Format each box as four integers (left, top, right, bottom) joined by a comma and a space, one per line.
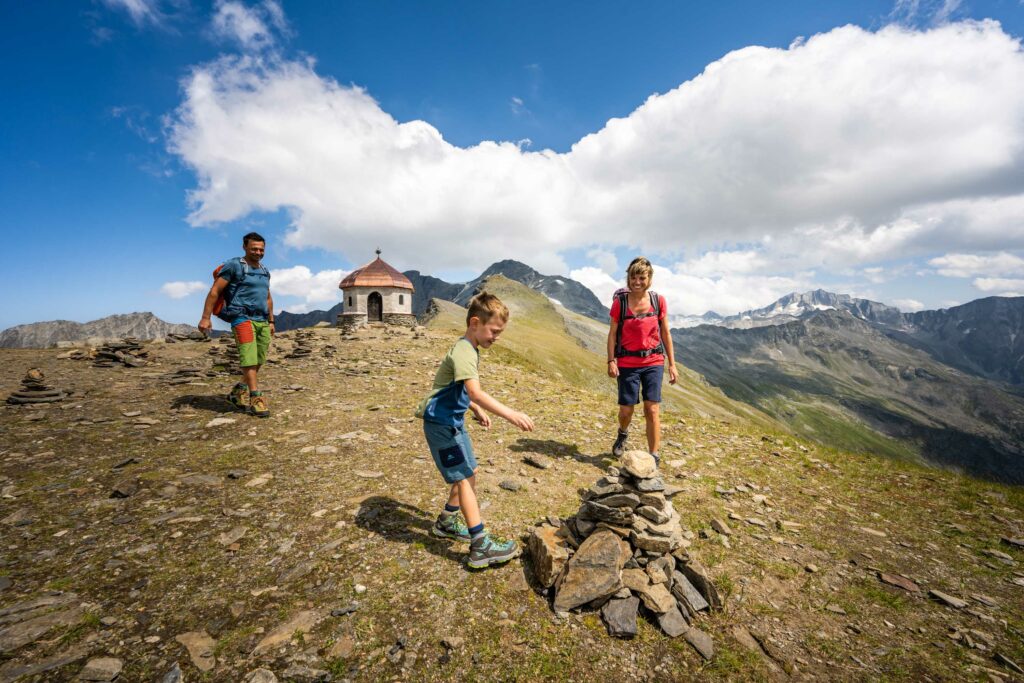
368, 292, 383, 321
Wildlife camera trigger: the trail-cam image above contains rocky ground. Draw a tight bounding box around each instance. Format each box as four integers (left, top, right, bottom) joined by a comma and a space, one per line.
1, 323, 1023, 682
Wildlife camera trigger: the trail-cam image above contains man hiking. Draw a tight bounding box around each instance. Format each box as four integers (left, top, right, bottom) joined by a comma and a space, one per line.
198, 232, 274, 418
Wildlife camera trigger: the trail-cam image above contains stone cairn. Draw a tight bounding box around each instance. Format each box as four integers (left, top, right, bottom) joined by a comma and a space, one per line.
161, 367, 211, 386
284, 330, 315, 359
93, 338, 149, 368
6, 368, 67, 405
208, 337, 241, 375
528, 451, 720, 660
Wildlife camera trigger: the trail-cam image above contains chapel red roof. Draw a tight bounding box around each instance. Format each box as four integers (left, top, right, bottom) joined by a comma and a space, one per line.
338, 253, 414, 291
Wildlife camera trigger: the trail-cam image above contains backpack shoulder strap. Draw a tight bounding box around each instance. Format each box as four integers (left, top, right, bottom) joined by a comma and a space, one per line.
649, 290, 660, 318
614, 291, 629, 358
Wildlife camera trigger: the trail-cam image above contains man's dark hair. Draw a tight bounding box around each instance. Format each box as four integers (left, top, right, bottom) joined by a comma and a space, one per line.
243, 232, 266, 246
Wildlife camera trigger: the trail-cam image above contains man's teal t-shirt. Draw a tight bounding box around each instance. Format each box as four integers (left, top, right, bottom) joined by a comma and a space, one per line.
415, 338, 479, 427
219, 258, 271, 323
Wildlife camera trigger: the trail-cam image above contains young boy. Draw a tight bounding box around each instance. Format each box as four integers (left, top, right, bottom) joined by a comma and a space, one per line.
416, 292, 535, 569
607, 257, 678, 464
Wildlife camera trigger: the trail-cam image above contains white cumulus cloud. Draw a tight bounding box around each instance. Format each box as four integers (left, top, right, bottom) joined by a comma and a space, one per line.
270, 266, 348, 309
929, 251, 1024, 277
972, 277, 1024, 295
161, 280, 207, 299
893, 298, 925, 311
168, 19, 1024, 297
210, 0, 288, 51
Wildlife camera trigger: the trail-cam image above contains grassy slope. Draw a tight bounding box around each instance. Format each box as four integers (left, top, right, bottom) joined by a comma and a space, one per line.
0, 288, 1021, 681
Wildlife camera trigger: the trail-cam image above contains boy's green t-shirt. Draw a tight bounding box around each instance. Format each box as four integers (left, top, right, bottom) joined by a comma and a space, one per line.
415, 338, 479, 427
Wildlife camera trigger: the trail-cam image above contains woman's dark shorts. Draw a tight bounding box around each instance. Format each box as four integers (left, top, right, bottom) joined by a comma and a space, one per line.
617, 365, 664, 405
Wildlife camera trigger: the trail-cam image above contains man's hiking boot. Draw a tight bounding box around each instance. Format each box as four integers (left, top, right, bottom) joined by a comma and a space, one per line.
432, 514, 471, 541
466, 534, 520, 569
612, 430, 628, 457
249, 392, 270, 418
226, 383, 249, 411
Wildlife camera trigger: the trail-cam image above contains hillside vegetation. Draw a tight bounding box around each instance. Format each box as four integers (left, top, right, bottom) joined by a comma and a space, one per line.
0, 278, 1021, 682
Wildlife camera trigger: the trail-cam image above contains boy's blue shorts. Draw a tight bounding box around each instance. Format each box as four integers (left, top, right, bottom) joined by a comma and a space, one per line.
617, 365, 664, 405
423, 421, 478, 484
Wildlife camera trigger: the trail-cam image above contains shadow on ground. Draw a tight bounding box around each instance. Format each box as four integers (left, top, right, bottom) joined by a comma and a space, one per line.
355, 496, 464, 566
170, 394, 239, 414
509, 438, 612, 469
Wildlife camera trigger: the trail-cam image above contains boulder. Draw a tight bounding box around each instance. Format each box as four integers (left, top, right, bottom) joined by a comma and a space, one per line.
528, 526, 571, 588
553, 530, 630, 612
621, 451, 658, 479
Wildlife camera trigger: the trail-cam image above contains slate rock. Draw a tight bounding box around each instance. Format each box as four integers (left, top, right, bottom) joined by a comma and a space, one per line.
587, 481, 624, 498
929, 589, 967, 609
601, 597, 640, 638
679, 560, 722, 610
657, 606, 690, 637
0, 577, 11, 592
579, 501, 634, 526
672, 571, 710, 613
684, 627, 715, 660
0, 605, 83, 653
637, 505, 671, 525
635, 477, 666, 493
78, 657, 123, 681
528, 525, 570, 588
595, 493, 641, 509
878, 572, 920, 593
553, 530, 629, 612
498, 480, 522, 492
710, 518, 733, 536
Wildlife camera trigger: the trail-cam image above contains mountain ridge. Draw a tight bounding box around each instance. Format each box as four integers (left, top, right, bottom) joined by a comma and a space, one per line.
0, 312, 197, 349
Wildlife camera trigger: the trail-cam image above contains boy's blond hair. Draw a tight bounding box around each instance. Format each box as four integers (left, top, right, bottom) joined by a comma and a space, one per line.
466, 292, 510, 325
626, 256, 654, 282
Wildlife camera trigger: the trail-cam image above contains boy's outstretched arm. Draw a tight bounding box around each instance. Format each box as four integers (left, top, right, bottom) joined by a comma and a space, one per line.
465, 379, 534, 431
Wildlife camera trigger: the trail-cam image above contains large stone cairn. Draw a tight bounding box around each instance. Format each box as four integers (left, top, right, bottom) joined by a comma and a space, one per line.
528, 451, 721, 660
208, 336, 240, 374
284, 330, 315, 359
7, 368, 67, 405
92, 338, 149, 368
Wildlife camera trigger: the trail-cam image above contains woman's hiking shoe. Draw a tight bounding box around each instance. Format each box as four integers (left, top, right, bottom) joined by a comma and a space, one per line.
612, 430, 628, 457
249, 393, 270, 418
432, 514, 471, 541
466, 534, 520, 569
226, 383, 249, 411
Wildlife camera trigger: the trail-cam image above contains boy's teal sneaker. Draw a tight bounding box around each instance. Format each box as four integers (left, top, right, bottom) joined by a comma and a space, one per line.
466, 533, 521, 569
432, 513, 471, 541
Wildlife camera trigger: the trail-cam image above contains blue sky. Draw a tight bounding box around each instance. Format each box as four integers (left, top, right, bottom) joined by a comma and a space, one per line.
2, 0, 1024, 329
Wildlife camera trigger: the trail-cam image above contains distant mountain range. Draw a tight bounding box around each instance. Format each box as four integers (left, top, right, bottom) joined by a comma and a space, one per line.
671, 297, 1024, 483
0, 312, 196, 349
676, 289, 905, 329
277, 259, 608, 331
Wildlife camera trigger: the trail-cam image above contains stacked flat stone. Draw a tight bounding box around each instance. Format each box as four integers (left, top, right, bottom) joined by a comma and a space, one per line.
162, 367, 210, 385
284, 330, 315, 359
528, 450, 720, 660
93, 338, 148, 368
7, 368, 66, 405
165, 331, 208, 343
208, 339, 240, 375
